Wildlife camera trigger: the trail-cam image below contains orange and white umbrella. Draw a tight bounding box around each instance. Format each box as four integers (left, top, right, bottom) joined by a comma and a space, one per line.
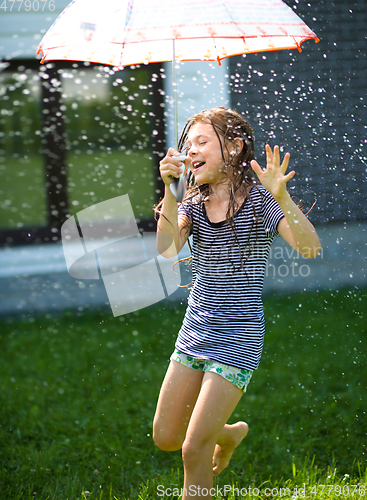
38, 0, 318, 67
37, 0, 318, 200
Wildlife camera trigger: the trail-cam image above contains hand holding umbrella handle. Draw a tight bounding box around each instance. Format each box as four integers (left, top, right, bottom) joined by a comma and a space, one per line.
169, 156, 188, 202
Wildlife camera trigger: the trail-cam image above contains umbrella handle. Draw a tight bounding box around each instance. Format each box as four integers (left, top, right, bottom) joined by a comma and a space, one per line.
172, 40, 179, 149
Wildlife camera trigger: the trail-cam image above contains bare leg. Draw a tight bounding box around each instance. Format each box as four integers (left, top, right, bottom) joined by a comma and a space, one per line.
153, 360, 204, 451
181, 371, 243, 500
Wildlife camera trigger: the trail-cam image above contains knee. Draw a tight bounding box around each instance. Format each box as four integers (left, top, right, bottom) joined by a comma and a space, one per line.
153, 432, 182, 451
152, 421, 183, 451
182, 438, 213, 470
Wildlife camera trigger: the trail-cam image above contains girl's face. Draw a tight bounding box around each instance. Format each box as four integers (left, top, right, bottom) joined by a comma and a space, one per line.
186, 121, 228, 187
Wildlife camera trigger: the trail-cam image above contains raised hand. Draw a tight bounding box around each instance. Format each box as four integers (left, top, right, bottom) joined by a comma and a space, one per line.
250, 144, 295, 200
159, 147, 185, 186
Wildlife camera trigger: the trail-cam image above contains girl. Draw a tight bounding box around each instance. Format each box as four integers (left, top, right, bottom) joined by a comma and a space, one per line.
153, 107, 321, 499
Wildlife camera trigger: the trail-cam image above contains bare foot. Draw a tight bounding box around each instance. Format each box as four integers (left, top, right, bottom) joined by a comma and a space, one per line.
212, 422, 249, 476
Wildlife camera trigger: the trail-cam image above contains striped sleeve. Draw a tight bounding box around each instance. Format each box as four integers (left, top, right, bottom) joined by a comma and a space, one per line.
177, 201, 194, 235
260, 188, 284, 236
177, 201, 192, 220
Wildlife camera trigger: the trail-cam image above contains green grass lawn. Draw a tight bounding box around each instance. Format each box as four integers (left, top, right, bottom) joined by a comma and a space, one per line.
0, 287, 366, 499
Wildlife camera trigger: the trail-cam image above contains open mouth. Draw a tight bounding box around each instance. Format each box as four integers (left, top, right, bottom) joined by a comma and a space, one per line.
193, 161, 205, 172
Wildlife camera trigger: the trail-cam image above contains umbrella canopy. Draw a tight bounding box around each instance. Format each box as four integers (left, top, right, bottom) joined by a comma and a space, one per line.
37, 0, 319, 201
37, 0, 319, 67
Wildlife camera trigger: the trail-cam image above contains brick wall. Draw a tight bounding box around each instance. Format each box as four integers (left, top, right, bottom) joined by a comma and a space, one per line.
229, 0, 367, 224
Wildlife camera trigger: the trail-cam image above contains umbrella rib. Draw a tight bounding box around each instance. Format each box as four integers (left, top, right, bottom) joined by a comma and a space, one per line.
220, 1, 243, 38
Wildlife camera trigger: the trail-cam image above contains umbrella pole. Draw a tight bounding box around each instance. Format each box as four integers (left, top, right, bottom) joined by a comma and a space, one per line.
172, 40, 179, 149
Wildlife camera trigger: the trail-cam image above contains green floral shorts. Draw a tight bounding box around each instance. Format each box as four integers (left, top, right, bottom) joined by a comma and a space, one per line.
170, 349, 253, 392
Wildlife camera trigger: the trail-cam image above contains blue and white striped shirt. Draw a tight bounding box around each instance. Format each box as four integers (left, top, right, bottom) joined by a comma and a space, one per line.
176, 185, 284, 371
